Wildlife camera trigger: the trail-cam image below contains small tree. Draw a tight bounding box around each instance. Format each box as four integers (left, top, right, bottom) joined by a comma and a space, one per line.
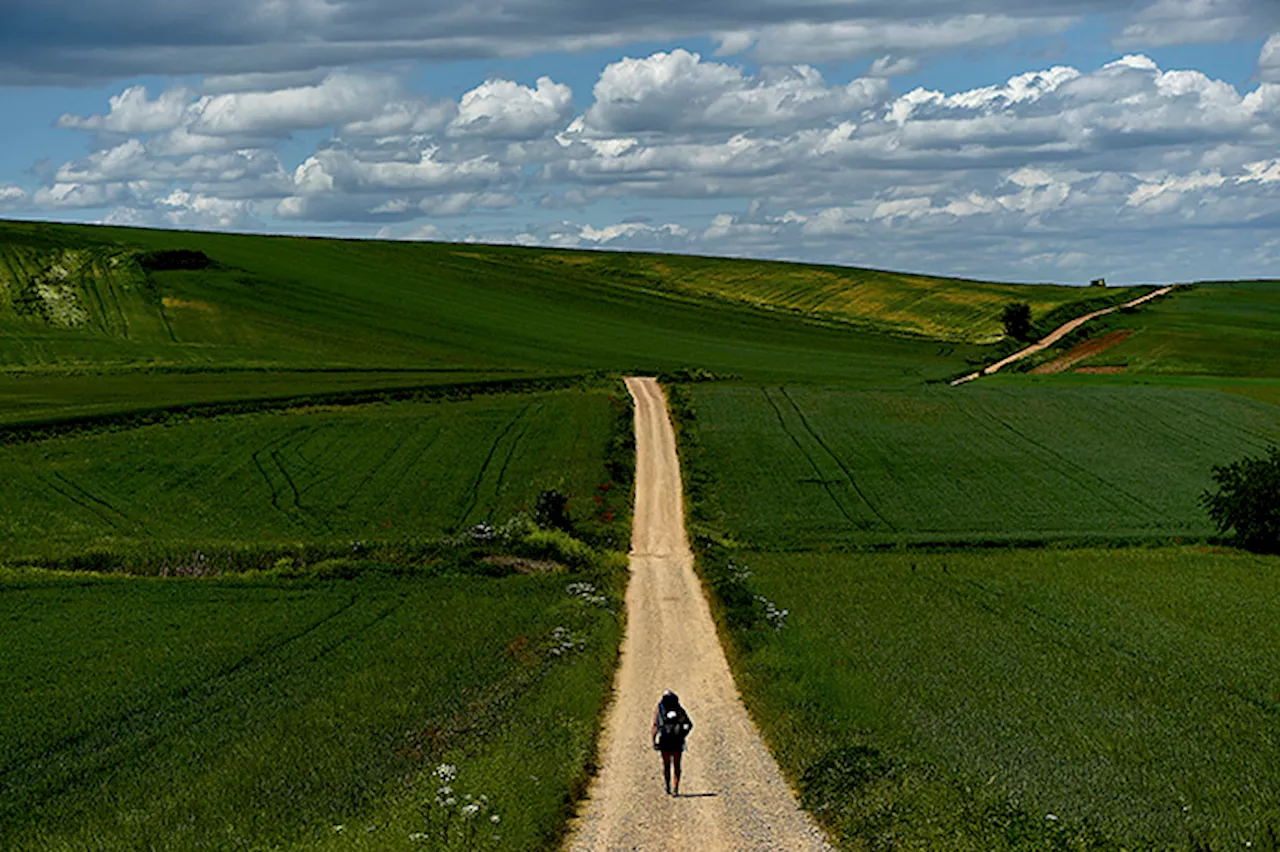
1201, 446, 1280, 553
1001, 302, 1033, 341
533, 489, 571, 532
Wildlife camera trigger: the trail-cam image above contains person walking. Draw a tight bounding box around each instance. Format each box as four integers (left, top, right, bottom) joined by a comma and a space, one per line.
652, 690, 693, 796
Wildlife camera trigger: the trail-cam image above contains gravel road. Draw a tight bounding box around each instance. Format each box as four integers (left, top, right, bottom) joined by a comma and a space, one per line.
565, 377, 832, 851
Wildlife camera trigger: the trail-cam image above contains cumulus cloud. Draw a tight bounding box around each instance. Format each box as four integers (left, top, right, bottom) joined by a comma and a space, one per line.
59, 85, 193, 134
580, 50, 888, 135
0, 185, 27, 210
104, 189, 261, 231
448, 77, 574, 140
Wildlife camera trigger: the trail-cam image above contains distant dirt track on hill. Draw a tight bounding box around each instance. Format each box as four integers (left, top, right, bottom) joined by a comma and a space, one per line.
951, 285, 1176, 385
565, 377, 831, 851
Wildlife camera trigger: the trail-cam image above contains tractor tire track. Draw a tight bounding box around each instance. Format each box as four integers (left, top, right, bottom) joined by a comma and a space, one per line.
453, 405, 529, 531
968, 391, 1163, 518
50, 471, 130, 524
760, 387, 864, 529
38, 473, 125, 530
485, 400, 544, 519
779, 387, 897, 532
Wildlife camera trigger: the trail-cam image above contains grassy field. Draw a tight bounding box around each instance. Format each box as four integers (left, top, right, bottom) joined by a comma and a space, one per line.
0, 563, 623, 851
715, 547, 1280, 850
501, 250, 1147, 344
0, 386, 632, 563
0, 218, 1145, 387
7, 216, 1279, 851
688, 383, 1280, 548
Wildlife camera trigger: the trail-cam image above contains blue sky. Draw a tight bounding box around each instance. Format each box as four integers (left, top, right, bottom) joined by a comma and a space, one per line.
2, 0, 1279, 284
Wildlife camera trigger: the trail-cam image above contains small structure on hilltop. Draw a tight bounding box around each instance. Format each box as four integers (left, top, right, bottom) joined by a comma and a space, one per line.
1090, 277, 1107, 287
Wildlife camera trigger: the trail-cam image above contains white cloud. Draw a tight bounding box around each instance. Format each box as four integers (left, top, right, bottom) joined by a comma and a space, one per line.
0, 185, 27, 209
448, 77, 574, 140
867, 56, 922, 78
581, 49, 889, 135
1261, 33, 1280, 83
103, 190, 260, 231
189, 71, 399, 136
59, 85, 193, 134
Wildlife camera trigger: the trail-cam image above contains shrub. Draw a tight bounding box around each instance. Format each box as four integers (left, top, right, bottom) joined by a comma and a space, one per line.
534, 489, 572, 532
1000, 302, 1033, 341
137, 249, 213, 271
1202, 446, 1280, 553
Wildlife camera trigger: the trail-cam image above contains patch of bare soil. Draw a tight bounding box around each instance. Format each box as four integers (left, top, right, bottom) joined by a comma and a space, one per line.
161, 296, 216, 313
481, 554, 563, 574
1031, 329, 1133, 374
1075, 365, 1128, 374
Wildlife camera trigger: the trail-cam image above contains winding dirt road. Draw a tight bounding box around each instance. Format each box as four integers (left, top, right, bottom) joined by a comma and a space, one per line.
950, 285, 1177, 386
565, 377, 831, 851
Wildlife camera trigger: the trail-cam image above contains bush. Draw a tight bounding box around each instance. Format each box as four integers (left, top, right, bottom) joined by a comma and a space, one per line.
1202, 446, 1280, 553
137, 249, 212, 271
534, 489, 572, 532
1001, 302, 1033, 341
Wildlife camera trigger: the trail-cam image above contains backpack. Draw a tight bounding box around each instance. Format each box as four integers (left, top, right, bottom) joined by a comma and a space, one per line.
659, 708, 688, 739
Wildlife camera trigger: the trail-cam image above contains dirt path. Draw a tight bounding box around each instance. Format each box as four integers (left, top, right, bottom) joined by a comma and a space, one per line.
565, 377, 831, 851
950, 285, 1176, 386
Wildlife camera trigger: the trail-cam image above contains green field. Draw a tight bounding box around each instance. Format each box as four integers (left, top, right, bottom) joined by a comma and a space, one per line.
689, 383, 1280, 548
720, 547, 1280, 849
0, 221, 997, 386
0, 386, 631, 562
501, 250, 1147, 344
0, 564, 622, 851
1013, 281, 1280, 380
5, 217, 1280, 851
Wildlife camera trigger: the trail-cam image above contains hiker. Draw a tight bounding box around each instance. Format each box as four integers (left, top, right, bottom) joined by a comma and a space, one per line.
652, 690, 693, 796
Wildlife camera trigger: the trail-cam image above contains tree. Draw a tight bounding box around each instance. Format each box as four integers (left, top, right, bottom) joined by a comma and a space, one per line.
1001, 302, 1033, 341
1201, 446, 1280, 553
534, 488, 572, 532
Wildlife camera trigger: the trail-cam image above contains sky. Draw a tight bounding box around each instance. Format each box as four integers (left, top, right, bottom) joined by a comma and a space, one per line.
2, 0, 1279, 284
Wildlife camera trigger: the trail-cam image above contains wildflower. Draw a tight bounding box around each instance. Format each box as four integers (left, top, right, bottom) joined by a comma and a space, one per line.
491, 814, 501, 824
434, 763, 457, 782
1046, 814, 1058, 821
408, 832, 428, 842
333, 825, 345, 833
461, 803, 481, 819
